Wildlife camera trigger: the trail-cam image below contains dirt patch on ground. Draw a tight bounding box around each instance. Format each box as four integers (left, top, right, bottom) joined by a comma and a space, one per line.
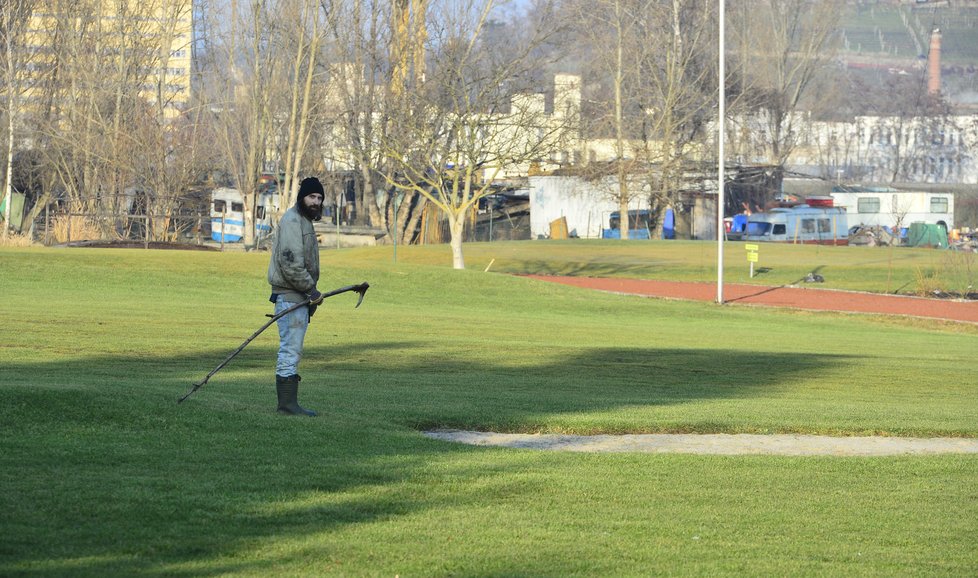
526, 275, 978, 324
63, 240, 218, 251
425, 431, 978, 456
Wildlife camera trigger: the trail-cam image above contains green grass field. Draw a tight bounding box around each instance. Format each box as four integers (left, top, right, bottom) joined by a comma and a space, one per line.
368, 239, 978, 297
1, 242, 976, 576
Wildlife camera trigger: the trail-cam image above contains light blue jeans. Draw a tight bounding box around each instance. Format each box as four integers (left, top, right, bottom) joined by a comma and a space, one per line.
275, 296, 309, 377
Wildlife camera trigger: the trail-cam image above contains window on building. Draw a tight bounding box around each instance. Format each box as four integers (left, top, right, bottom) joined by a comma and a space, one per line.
930, 197, 948, 213
858, 197, 880, 213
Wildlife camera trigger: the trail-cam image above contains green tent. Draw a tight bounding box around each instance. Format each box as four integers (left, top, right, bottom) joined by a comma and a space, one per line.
907, 222, 948, 248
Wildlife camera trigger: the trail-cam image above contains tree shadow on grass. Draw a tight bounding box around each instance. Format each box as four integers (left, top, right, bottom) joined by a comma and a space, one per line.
0, 341, 854, 576
308, 342, 852, 433
501, 258, 667, 278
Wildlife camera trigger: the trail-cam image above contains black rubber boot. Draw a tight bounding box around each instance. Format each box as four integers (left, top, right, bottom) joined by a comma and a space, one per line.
275, 374, 317, 417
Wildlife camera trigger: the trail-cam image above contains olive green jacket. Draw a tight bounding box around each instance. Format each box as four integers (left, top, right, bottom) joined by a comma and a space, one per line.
267, 206, 320, 302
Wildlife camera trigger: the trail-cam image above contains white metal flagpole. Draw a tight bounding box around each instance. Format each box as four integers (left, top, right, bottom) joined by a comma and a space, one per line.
716, 0, 726, 304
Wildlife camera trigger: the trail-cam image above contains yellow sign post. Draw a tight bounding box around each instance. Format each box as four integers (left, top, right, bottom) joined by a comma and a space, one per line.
745, 244, 759, 277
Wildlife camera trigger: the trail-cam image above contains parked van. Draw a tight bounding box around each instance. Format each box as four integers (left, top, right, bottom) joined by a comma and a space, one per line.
744, 204, 848, 245
602, 210, 653, 239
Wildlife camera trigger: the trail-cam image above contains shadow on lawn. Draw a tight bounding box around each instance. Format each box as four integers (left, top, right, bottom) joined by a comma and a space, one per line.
302, 341, 851, 432
0, 341, 852, 575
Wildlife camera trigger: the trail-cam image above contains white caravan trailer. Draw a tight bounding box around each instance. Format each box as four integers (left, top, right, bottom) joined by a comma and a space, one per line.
830, 185, 953, 234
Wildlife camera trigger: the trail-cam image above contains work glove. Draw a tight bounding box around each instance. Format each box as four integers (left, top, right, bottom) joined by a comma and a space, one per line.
307, 289, 323, 321
308, 288, 324, 305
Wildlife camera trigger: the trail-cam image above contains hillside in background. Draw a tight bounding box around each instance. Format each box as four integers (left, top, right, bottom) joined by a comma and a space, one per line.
837, 2, 978, 109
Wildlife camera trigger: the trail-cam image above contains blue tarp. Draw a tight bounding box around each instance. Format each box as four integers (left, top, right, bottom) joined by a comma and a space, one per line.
731, 214, 748, 233
662, 209, 675, 239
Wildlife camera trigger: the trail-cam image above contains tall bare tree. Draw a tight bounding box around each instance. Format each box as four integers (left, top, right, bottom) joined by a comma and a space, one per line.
728, 0, 843, 167
569, 0, 715, 237
569, 0, 644, 239
276, 0, 327, 211
322, 0, 414, 240
203, 0, 277, 248
378, 0, 569, 268
638, 0, 716, 234
12, 0, 199, 241
1, 0, 38, 235
200, 0, 336, 246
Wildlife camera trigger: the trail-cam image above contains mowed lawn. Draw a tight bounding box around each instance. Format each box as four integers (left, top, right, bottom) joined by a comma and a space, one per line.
1, 243, 976, 576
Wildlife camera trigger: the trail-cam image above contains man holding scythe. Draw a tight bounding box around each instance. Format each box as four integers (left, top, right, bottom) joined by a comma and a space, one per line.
177, 175, 367, 407
267, 176, 327, 416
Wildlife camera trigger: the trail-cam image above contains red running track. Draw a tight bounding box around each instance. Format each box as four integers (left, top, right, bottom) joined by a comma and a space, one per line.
525, 276, 978, 324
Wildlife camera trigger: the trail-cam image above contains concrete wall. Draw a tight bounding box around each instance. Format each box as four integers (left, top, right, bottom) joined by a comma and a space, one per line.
528, 176, 650, 239
528, 175, 722, 240
689, 196, 719, 240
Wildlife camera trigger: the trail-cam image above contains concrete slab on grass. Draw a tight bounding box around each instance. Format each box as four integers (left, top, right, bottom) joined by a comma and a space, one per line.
424, 430, 978, 456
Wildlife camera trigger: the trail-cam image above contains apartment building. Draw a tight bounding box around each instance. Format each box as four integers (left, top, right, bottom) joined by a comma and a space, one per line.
17, 0, 193, 119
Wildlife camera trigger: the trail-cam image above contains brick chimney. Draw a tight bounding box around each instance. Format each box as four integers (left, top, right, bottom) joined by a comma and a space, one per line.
927, 28, 942, 96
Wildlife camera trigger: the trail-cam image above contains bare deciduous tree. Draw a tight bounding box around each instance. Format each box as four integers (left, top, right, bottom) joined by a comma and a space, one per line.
728, 0, 843, 167
2, 0, 39, 236
569, 0, 644, 239
322, 0, 417, 240
638, 0, 716, 234
276, 0, 327, 211
569, 0, 716, 237
379, 0, 569, 268
13, 0, 199, 241
204, 0, 278, 248
200, 0, 337, 247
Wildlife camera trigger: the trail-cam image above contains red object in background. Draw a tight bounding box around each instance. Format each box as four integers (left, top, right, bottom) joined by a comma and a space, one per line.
806, 196, 834, 208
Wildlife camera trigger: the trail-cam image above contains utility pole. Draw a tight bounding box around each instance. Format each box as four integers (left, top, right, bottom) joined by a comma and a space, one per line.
716, 0, 726, 304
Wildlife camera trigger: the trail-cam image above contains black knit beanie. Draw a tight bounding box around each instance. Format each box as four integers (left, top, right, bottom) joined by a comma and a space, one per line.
296, 177, 324, 205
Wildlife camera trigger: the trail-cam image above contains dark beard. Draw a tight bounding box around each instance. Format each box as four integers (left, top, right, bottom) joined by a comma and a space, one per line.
298, 202, 323, 222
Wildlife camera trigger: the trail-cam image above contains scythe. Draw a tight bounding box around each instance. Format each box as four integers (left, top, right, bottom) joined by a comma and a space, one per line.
178, 282, 369, 403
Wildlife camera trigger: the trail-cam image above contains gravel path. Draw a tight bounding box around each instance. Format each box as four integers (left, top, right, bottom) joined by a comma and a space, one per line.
424, 431, 978, 456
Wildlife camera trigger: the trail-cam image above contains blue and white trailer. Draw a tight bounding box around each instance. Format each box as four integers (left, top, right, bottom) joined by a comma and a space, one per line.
210, 187, 280, 243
